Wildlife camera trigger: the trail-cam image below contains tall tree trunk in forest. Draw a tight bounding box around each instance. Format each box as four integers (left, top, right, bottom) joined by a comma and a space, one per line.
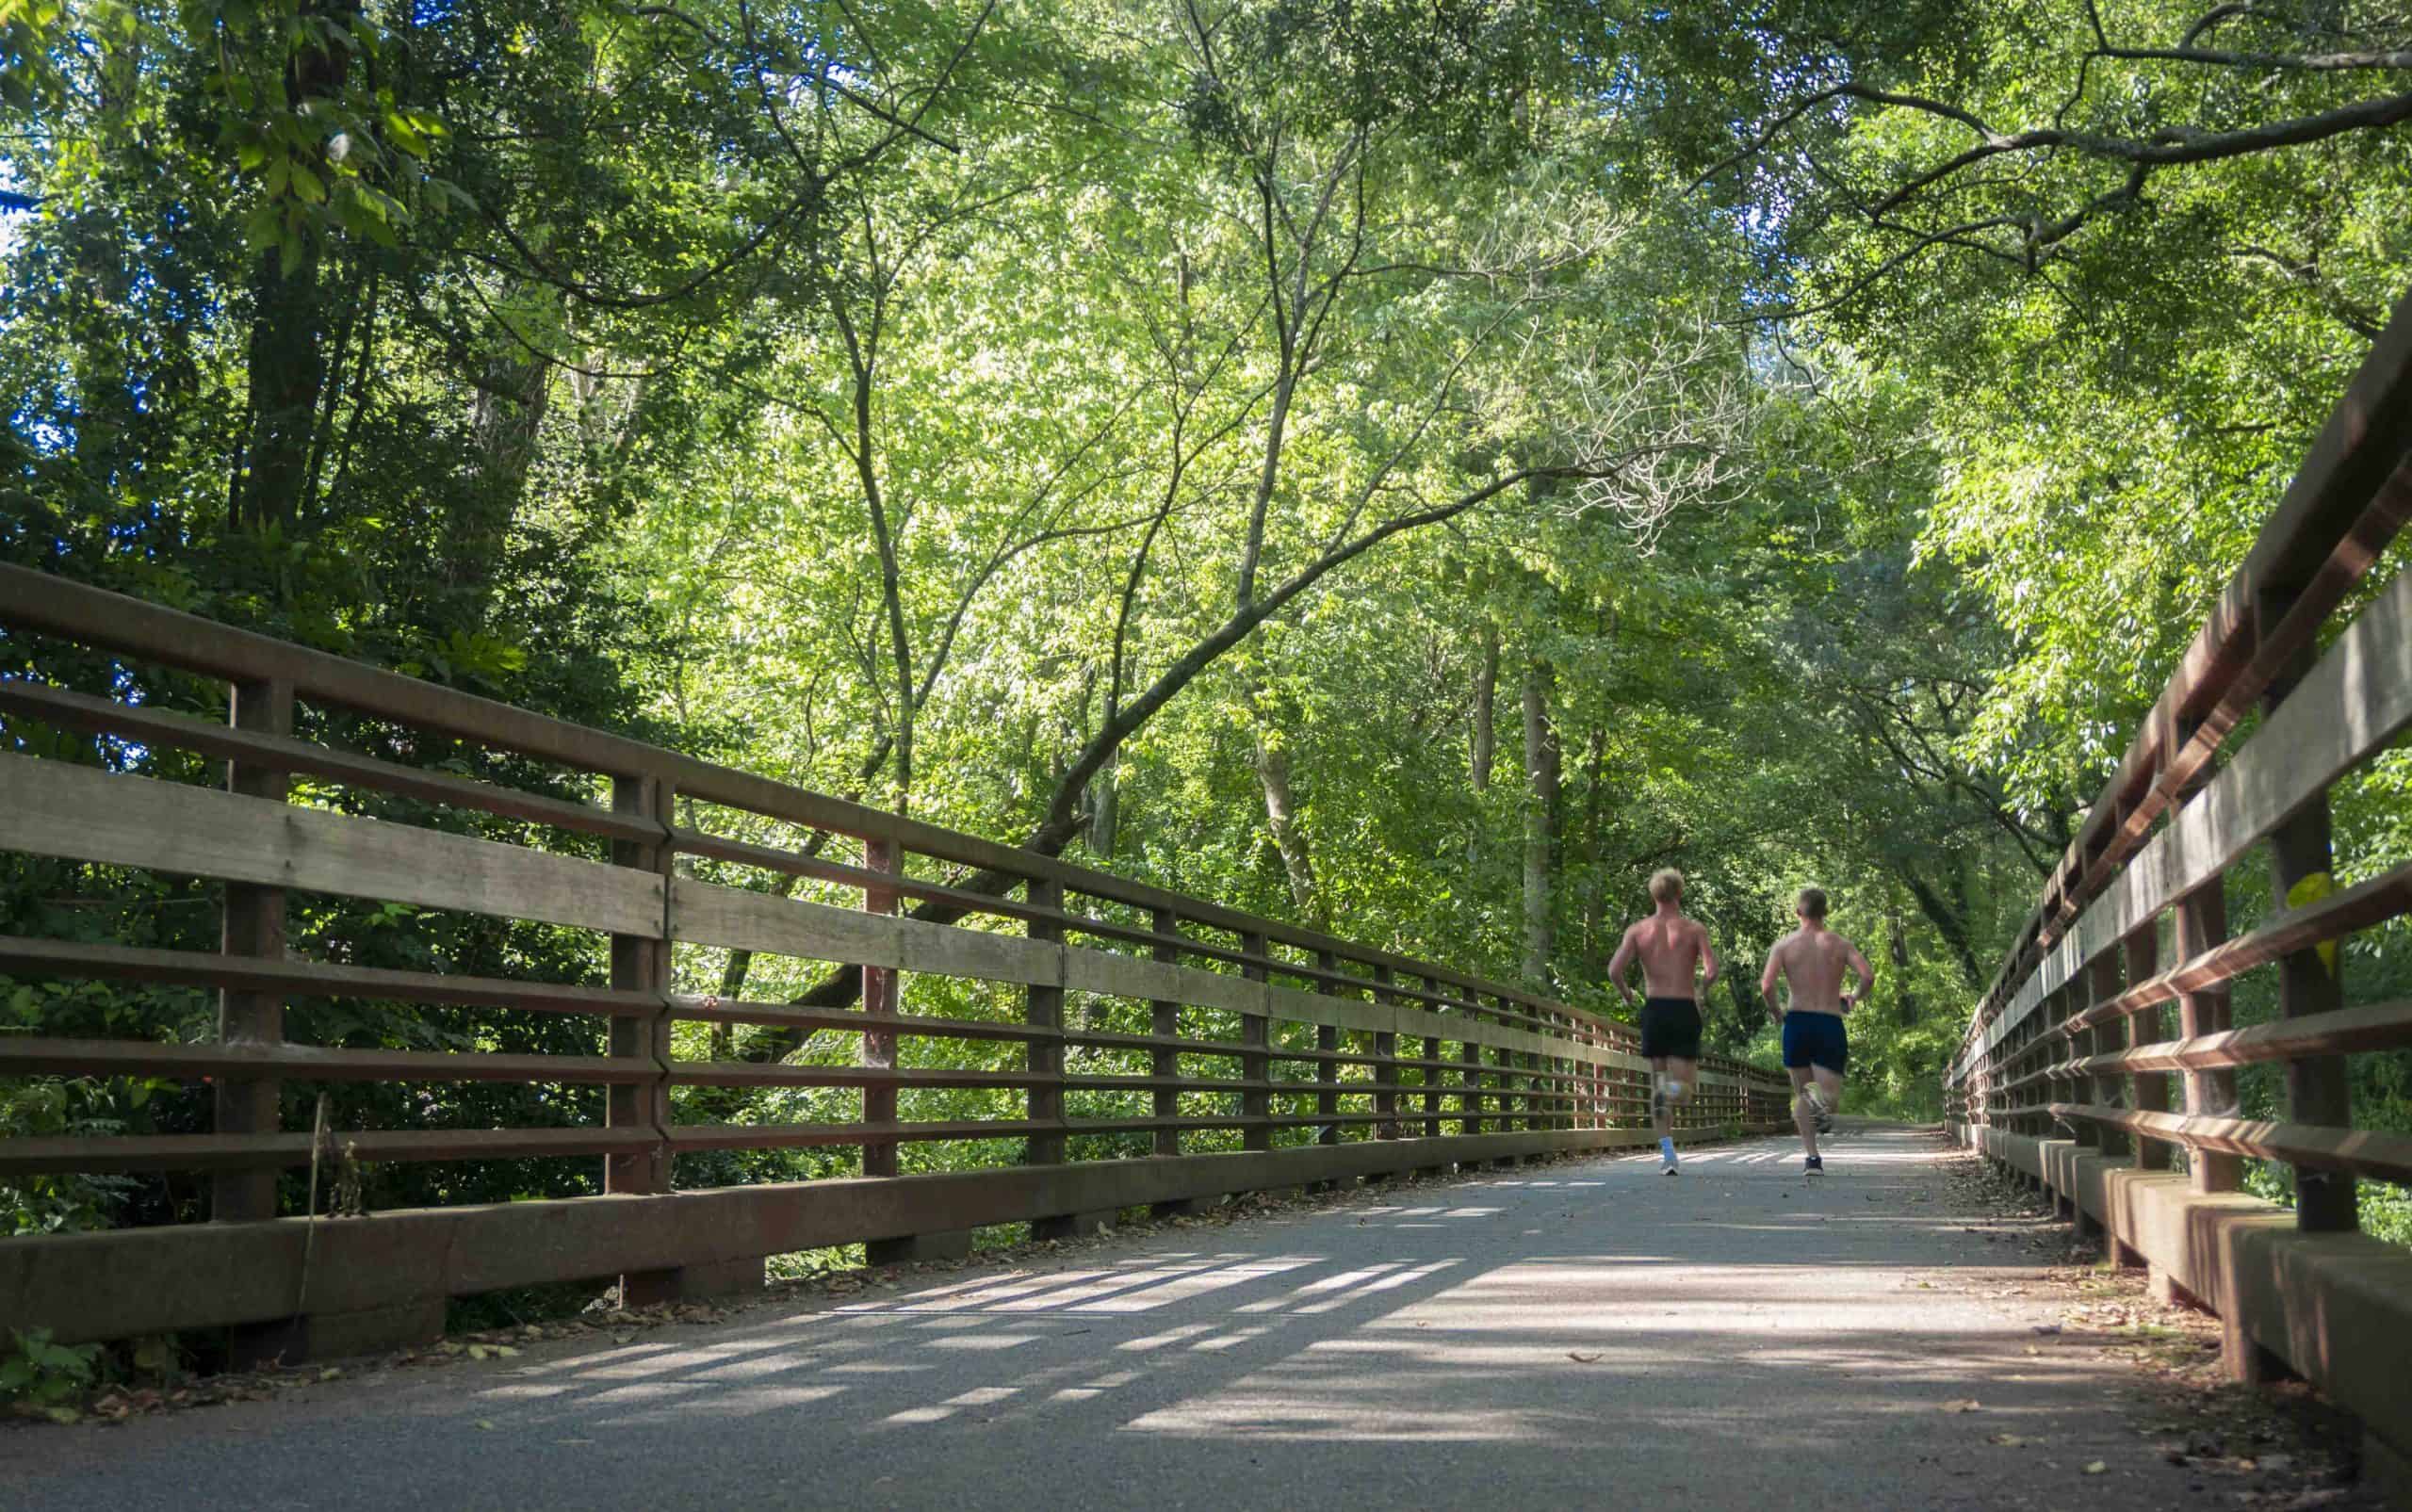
1471, 623, 1498, 793
232, 2, 357, 535
1255, 730, 1317, 919
1898, 867, 1984, 989
450, 337, 554, 595
236, 251, 330, 533
1577, 724, 1606, 979
1089, 767, 1118, 859
1888, 895, 1916, 1024
1468, 622, 1500, 868
1521, 656, 1558, 981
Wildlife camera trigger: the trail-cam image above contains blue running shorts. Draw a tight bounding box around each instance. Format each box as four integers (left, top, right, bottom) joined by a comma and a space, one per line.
1781, 1011, 1849, 1073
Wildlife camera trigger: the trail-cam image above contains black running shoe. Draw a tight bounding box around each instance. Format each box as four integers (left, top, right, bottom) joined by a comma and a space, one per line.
1804, 1155, 1824, 1177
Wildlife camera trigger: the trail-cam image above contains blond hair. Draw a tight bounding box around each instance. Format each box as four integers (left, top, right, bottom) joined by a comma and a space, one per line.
1797, 886, 1828, 920
1649, 868, 1685, 904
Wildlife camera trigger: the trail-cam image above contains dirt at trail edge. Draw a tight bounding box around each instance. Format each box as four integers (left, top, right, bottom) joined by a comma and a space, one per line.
1928, 1140, 2387, 1510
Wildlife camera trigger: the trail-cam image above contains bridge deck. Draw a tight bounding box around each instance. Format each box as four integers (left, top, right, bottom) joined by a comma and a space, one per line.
4, 1129, 2227, 1510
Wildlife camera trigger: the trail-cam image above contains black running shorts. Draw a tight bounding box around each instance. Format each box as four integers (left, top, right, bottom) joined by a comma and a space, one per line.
1639, 997, 1703, 1062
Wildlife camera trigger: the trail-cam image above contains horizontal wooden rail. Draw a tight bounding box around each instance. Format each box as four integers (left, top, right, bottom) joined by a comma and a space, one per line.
0, 562, 1790, 1358
1948, 283, 2412, 1484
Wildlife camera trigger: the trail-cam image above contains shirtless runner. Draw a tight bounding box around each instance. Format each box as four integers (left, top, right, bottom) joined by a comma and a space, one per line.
1756, 886, 1873, 1177
1605, 869, 1719, 1176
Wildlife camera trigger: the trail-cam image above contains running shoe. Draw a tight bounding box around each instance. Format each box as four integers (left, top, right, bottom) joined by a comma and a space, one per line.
1804, 1155, 1824, 1177
1659, 1135, 1678, 1176
1803, 1085, 1834, 1137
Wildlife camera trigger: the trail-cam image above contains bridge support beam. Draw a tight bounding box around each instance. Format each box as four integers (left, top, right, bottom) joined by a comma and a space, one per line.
869, 1230, 975, 1265
1034, 1210, 1114, 1241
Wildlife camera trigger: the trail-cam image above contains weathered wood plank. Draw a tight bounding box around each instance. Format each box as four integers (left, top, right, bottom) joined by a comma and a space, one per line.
0, 935, 650, 1016
2048, 1103, 2412, 1185
0, 1037, 651, 1083
0, 1126, 648, 1176
1984, 566, 2412, 1054
2071, 1000, 2412, 1076
1063, 946, 1263, 1014
669, 877, 1062, 986
0, 679, 657, 844
666, 995, 1050, 1042
0, 753, 662, 936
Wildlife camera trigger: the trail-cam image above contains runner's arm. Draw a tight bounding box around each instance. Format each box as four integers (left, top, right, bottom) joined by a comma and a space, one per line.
1698, 929, 1720, 991
1843, 940, 1874, 1010
1605, 927, 1638, 1006
1757, 941, 1784, 1012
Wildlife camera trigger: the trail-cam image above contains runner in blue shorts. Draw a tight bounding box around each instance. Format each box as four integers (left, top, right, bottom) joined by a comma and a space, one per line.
1757, 886, 1872, 1177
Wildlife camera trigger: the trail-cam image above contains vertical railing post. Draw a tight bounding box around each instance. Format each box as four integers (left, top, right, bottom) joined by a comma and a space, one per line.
2174, 875, 2241, 1193
2261, 605, 2358, 1234
2124, 928, 2171, 1170
216, 675, 294, 1227
1315, 951, 1343, 1146
2167, 722, 2241, 1194
1025, 876, 1067, 1170
218, 676, 297, 1365
607, 772, 674, 1199
607, 772, 688, 1311
1025, 877, 1101, 1241
1149, 906, 1180, 1158
1372, 966, 1397, 1141
1423, 1001, 1442, 1138
2059, 981, 2094, 1144
1239, 931, 1271, 1152
1147, 906, 1200, 1221
2088, 953, 2130, 1161
1459, 1009, 1484, 1136
860, 837, 903, 1179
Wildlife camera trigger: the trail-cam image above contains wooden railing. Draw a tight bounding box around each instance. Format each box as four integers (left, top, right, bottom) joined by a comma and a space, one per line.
1946, 287, 2412, 1490
0, 566, 1789, 1358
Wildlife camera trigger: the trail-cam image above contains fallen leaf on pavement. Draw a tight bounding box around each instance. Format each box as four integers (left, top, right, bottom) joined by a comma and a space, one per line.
1941, 1400, 1982, 1413
1568, 1352, 1604, 1363
2082, 1461, 2107, 1475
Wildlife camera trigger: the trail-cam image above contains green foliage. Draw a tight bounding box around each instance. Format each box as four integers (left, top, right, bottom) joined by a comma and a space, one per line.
1, 1329, 102, 1423
3, 0, 2408, 1247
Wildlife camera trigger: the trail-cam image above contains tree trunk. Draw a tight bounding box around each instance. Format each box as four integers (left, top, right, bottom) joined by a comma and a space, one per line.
232, 2, 358, 536
236, 248, 330, 533
1521, 656, 1558, 982
1889, 895, 1916, 1024
449, 337, 553, 594
1471, 623, 1498, 793
1899, 867, 1984, 989
1255, 730, 1317, 919
1577, 724, 1606, 979
1089, 766, 1118, 860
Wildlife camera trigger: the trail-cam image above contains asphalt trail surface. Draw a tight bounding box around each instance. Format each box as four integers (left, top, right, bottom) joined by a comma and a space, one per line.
3, 1127, 2214, 1510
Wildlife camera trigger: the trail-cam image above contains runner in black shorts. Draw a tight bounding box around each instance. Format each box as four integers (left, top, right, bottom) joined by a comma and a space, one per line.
1608, 870, 1719, 1175
1757, 886, 1872, 1177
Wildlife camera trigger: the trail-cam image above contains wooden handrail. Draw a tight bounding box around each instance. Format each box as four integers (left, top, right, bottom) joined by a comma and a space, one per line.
1947, 284, 2412, 1475
0, 561, 1792, 1358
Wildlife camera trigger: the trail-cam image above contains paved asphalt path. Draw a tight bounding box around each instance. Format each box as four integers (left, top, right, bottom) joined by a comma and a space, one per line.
3, 1127, 2218, 1510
